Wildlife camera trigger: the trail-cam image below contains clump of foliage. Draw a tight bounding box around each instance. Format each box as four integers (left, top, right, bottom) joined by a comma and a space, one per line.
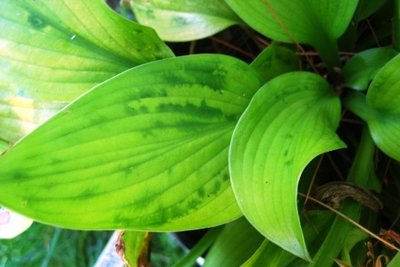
0, 0, 400, 266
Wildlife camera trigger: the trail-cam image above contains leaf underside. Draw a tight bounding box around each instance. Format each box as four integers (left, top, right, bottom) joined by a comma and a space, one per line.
130, 0, 240, 41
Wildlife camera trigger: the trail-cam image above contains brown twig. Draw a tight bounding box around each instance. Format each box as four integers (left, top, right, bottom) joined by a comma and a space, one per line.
209, 36, 255, 59
262, 0, 318, 73
298, 193, 400, 252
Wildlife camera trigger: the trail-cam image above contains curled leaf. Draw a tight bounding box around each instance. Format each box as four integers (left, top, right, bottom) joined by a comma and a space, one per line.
230, 72, 345, 260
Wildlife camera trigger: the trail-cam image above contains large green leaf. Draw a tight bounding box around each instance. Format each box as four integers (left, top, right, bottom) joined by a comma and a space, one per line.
365, 54, 400, 161
130, 0, 241, 41
0, 0, 173, 143
229, 72, 345, 260
225, 0, 358, 66
0, 55, 262, 231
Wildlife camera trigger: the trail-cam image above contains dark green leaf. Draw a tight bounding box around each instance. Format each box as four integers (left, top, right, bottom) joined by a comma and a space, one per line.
173, 227, 222, 267
343, 47, 397, 90
204, 217, 264, 267
225, 0, 358, 66
365, 54, 400, 161
354, 0, 387, 21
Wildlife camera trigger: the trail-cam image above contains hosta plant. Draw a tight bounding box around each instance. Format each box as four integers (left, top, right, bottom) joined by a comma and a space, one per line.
1, 0, 400, 266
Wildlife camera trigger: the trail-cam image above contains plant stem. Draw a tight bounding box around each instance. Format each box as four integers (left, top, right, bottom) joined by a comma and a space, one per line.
41, 228, 62, 267
310, 126, 375, 266
172, 227, 222, 267
394, 0, 400, 51
314, 38, 341, 71
346, 126, 376, 185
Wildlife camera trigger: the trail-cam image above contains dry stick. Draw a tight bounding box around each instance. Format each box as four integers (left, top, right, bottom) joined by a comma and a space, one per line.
189, 41, 196, 55
262, 0, 319, 73
366, 17, 381, 47
391, 214, 400, 231
382, 158, 392, 183
241, 26, 269, 50
327, 153, 345, 180
296, 51, 356, 56
341, 118, 364, 125
255, 36, 270, 47
298, 192, 400, 252
209, 36, 255, 59
304, 155, 324, 207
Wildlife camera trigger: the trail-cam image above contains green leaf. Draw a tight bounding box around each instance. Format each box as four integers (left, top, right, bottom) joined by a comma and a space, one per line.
342, 47, 398, 90
0, 139, 8, 153
388, 252, 400, 267
0, 55, 262, 231
204, 217, 264, 267
173, 227, 223, 267
250, 43, 299, 83
354, 0, 387, 21
117, 231, 151, 267
229, 72, 345, 260
340, 228, 368, 265
0, 0, 173, 143
365, 54, 400, 161
225, 0, 358, 67
242, 211, 335, 267
309, 127, 374, 267
130, 0, 241, 41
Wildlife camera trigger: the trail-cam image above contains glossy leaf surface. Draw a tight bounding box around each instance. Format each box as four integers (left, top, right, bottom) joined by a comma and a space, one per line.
343, 47, 397, 90
366, 54, 400, 161
0, 0, 173, 142
225, 0, 358, 52
130, 0, 240, 41
230, 72, 345, 260
0, 55, 262, 230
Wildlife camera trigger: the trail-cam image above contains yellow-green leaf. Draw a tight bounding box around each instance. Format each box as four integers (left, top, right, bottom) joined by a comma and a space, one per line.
230, 72, 345, 260
0, 55, 262, 231
0, 0, 173, 142
130, 0, 241, 41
